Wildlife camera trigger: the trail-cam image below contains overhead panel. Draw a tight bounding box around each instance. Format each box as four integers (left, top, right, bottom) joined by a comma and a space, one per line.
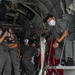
17, 3, 35, 20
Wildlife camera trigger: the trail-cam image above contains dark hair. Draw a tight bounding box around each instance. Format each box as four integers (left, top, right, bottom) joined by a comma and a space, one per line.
43, 14, 54, 22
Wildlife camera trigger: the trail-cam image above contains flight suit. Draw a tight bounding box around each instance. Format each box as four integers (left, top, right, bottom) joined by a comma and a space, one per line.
53, 19, 69, 60
20, 44, 29, 74
22, 46, 36, 75
8, 36, 21, 75
0, 38, 11, 75
21, 44, 29, 57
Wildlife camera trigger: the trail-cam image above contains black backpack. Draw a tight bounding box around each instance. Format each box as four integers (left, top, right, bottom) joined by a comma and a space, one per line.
66, 57, 74, 66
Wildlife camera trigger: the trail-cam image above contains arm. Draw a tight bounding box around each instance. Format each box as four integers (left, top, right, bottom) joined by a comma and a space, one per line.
56, 30, 69, 42
53, 30, 69, 48
8, 34, 18, 48
0, 31, 8, 43
8, 43, 14, 46
8, 43, 18, 48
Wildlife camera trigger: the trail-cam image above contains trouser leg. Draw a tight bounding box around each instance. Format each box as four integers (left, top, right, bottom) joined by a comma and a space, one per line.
55, 48, 62, 60
0, 53, 5, 75
22, 57, 36, 75
4, 53, 11, 75
9, 51, 21, 75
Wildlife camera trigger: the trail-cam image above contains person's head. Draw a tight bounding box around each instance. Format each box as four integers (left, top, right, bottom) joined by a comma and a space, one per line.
43, 14, 56, 26
29, 39, 36, 47
31, 42, 36, 47
24, 38, 29, 46
9, 27, 13, 33
8, 27, 14, 38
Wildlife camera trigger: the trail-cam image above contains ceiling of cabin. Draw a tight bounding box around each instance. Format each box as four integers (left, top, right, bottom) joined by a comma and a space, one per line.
0, 0, 75, 39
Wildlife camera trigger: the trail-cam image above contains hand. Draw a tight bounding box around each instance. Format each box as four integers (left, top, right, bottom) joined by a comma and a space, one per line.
4, 31, 8, 37
53, 42, 59, 48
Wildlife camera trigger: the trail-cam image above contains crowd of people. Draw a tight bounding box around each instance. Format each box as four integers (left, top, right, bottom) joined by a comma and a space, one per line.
0, 0, 75, 75
0, 27, 40, 75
